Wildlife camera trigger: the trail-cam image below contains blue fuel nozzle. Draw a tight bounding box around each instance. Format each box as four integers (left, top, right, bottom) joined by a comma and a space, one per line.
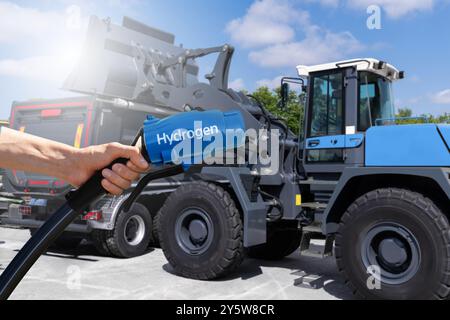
122, 109, 246, 213
142, 110, 246, 167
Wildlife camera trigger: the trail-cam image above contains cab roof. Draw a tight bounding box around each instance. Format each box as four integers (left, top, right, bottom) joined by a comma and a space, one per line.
297, 58, 403, 81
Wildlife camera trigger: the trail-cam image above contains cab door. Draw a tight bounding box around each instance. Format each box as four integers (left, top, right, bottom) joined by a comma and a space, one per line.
303, 68, 364, 175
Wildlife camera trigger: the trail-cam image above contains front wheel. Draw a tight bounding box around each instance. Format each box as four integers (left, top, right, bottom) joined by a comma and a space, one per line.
336, 188, 450, 300
158, 181, 244, 280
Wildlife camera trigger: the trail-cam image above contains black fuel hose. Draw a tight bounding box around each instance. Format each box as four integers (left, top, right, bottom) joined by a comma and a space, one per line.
0, 160, 184, 300
0, 203, 79, 300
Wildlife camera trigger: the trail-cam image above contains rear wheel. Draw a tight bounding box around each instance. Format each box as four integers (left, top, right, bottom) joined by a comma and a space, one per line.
92, 203, 152, 258
159, 181, 244, 280
336, 188, 450, 300
91, 229, 111, 256
151, 209, 162, 246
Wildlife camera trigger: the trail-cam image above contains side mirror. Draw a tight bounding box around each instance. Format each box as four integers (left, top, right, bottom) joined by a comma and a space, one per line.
280, 82, 290, 109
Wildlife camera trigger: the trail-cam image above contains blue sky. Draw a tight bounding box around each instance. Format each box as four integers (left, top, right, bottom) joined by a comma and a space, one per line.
0, 0, 449, 119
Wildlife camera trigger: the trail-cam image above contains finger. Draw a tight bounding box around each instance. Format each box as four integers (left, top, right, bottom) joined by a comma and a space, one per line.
113, 145, 149, 170
102, 169, 132, 190
127, 160, 149, 173
112, 163, 140, 181
101, 179, 123, 196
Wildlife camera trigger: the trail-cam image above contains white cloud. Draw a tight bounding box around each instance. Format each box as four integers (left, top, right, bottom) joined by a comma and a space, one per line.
0, 2, 87, 84
305, 0, 339, 7
256, 76, 283, 89
229, 78, 246, 91
0, 2, 84, 43
432, 89, 450, 104
0, 54, 79, 83
226, 0, 364, 68
346, 0, 434, 18
250, 29, 364, 67
225, 0, 310, 48
305, 0, 435, 18
0, 2, 56, 43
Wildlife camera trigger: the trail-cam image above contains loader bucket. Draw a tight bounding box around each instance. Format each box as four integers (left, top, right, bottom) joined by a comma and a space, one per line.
63, 16, 199, 107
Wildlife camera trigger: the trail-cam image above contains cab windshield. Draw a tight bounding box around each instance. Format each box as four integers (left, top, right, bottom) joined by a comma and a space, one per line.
358, 71, 395, 131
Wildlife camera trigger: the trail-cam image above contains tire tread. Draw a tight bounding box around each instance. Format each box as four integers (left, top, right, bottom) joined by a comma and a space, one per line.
335, 188, 450, 300
159, 181, 244, 280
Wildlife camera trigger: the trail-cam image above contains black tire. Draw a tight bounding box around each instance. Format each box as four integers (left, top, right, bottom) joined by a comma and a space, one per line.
91, 230, 111, 256
105, 203, 153, 258
152, 209, 162, 246
335, 188, 450, 300
248, 227, 302, 260
159, 181, 244, 280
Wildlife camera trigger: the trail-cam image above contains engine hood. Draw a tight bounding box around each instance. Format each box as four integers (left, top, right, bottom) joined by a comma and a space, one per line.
366, 124, 450, 167
438, 124, 450, 148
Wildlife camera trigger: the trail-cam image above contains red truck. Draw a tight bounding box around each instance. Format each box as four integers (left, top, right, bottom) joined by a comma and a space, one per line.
0, 96, 180, 257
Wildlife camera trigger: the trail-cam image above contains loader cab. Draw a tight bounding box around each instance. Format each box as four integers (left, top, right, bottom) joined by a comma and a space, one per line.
294, 58, 403, 175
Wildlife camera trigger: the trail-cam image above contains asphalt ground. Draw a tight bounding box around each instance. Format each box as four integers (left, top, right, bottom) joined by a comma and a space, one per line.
0, 227, 352, 300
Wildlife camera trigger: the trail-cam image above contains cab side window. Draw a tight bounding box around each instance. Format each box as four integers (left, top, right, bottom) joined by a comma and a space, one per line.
359, 82, 376, 131
309, 72, 344, 137
307, 71, 345, 163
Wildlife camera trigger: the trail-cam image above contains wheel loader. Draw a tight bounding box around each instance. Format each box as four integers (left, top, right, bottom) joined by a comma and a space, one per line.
8, 16, 450, 300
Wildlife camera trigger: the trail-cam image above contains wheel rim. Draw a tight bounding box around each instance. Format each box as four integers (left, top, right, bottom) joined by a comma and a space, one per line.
124, 215, 146, 246
361, 222, 421, 285
175, 207, 214, 255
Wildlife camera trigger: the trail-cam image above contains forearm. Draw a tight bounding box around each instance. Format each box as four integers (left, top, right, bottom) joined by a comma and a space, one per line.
0, 127, 79, 182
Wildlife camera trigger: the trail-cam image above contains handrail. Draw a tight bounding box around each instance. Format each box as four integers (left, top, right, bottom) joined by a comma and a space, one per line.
375, 116, 429, 126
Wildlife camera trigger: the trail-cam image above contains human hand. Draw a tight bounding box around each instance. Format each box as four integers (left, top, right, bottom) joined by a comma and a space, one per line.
68, 142, 149, 195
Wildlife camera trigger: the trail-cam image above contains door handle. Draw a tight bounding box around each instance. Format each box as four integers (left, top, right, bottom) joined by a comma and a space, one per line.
308, 140, 320, 148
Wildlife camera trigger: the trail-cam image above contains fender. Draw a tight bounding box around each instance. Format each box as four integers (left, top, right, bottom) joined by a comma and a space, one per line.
322, 167, 450, 234
201, 167, 269, 247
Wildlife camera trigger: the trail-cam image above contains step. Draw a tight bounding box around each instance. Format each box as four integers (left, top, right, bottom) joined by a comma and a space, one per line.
299, 179, 338, 186
292, 271, 325, 289
300, 202, 328, 210
299, 232, 335, 259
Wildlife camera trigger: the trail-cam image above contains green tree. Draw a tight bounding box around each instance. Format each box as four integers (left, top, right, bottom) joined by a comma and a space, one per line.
397, 108, 413, 118
395, 107, 421, 124
427, 113, 450, 124
395, 107, 450, 124
250, 86, 305, 135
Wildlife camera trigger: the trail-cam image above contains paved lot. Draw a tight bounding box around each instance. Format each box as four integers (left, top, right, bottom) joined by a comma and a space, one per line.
0, 227, 352, 300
